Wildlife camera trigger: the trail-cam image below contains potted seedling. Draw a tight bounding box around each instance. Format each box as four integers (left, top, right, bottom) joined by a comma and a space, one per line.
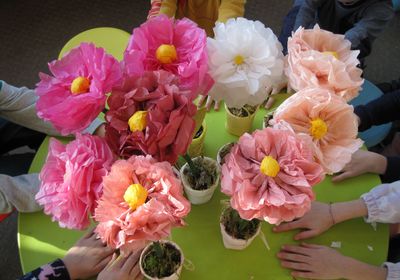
220, 205, 261, 250
140, 240, 184, 280
225, 104, 258, 136
180, 155, 220, 205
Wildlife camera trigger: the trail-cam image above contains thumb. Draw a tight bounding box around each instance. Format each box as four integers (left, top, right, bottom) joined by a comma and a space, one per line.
332, 171, 355, 183
273, 220, 301, 233
294, 229, 319, 240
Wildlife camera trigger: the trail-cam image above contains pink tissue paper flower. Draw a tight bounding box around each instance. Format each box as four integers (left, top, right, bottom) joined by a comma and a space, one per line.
272, 87, 363, 174
105, 70, 196, 164
36, 134, 115, 230
123, 14, 214, 100
286, 25, 363, 101
36, 43, 122, 135
94, 155, 191, 253
221, 127, 324, 224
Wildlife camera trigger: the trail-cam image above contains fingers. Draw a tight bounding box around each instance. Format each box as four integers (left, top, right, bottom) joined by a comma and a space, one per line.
83, 227, 96, 238
294, 229, 319, 240
197, 95, 206, 107
97, 254, 114, 272
332, 171, 354, 182
277, 251, 311, 263
130, 262, 142, 279
214, 100, 220, 111
122, 249, 141, 273
264, 97, 275, 109
280, 260, 311, 271
273, 220, 302, 233
105, 253, 119, 269
291, 271, 316, 278
205, 96, 213, 111
300, 242, 324, 249
281, 245, 313, 256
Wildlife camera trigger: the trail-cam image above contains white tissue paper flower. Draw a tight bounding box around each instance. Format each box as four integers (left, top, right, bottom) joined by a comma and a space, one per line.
207, 17, 284, 108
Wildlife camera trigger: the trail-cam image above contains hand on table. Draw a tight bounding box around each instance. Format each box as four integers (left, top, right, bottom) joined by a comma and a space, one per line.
277, 243, 350, 279
62, 227, 114, 280
264, 82, 292, 110
273, 202, 333, 240
98, 249, 143, 280
332, 149, 387, 182
197, 95, 220, 111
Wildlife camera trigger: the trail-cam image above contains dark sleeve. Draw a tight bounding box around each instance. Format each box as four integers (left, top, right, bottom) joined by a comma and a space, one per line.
294, 0, 322, 30
354, 89, 400, 131
381, 157, 400, 183
345, 1, 394, 48
19, 259, 71, 280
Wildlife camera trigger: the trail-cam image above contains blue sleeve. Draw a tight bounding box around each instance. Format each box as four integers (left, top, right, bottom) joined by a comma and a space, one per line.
19, 259, 71, 280
294, 0, 321, 30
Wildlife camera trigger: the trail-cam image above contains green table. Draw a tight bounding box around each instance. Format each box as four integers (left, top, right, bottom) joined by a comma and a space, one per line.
18, 28, 389, 279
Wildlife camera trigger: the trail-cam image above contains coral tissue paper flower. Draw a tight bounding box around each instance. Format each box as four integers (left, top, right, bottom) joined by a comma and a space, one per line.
36, 134, 115, 230
36, 43, 122, 135
94, 155, 191, 253
286, 25, 363, 101
221, 127, 324, 224
207, 17, 284, 108
123, 14, 213, 100
272, 88, 363, 174
105, 70, 196, 164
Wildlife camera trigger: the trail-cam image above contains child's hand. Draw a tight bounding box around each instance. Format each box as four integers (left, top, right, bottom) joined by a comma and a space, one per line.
332, 149, 387, 182
62, 228, 114, 280
277, 243, 350, 279
264, 82, 292, 110
273, 202, 333, 240
97, 250, 143, 280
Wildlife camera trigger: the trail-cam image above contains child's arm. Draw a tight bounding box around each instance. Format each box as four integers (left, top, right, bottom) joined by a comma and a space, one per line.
344, 2, 394, 50
0, 173, 42, 213
159, 0, 177, 18
293, 0, 323, 30
218, 0, 246, 23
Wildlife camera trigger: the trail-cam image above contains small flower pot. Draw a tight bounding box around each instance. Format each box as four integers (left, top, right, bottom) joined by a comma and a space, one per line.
220, 207, 261, 250
225, 104, 258, 136
188, 121, 207, 158
180, 156, 220, 205
217, 142, 235, 168
140, 240, 184, 280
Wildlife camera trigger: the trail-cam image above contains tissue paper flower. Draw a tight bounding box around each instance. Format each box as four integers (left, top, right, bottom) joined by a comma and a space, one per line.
123, 14, 213, 100
36, 134, 115, 230
94, 155, 191, 253
221, 127, 324, 224
105, 70, 196, 164
207, 17, 284, 108
286, 25, 363, 101
272, 88, 363, 174
36, 43, 122, 135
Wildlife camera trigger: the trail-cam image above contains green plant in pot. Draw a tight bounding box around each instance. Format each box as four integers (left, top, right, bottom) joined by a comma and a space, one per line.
220, 205, 261, 250
140, 240, 184, 280
180, 155, 220, 205
225, 104, 259, 137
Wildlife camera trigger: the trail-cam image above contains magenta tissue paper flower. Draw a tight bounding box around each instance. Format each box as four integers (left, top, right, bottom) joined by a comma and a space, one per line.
36, 43, 122, 135
36, 134, 116, 230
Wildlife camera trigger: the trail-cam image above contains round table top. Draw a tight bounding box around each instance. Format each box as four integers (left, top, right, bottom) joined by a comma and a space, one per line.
18, 28, 389, 279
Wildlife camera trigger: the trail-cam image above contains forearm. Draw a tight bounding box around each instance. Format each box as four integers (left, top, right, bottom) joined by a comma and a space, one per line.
293, 0, 319, 30
331, 199, 368, 224
342, 257, 387, 280
218, 0, 246, 23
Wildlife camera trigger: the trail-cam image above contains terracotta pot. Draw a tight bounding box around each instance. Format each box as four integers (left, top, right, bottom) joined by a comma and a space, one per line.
188, 121, 207, 158
225, 104, 258, 136
140, 240, 184, 280
180, 156, 220, 205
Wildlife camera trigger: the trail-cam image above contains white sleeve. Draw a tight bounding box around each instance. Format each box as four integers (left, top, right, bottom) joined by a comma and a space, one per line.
0, 81, 102, 136
361, 181, 400, 224
383, 262, 400, 280
0, 173, 42, 213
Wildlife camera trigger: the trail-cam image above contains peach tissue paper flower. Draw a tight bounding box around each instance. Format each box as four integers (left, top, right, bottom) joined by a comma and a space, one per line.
36, 134, 116, 230
105, 70, 196, 164
221, 127, 325, 224
123, 14, 214, 100
36, 43, 122, 135
94, 155, 191, 253
207, 17, 284, 108
272, 87, 363, 174
285, 25, 363, 101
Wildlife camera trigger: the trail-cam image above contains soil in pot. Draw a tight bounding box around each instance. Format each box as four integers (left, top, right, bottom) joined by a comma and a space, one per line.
142, 242, 182, 278
182, 157, 217, 191
221, 207, 260, 240
228, 104, 258, 117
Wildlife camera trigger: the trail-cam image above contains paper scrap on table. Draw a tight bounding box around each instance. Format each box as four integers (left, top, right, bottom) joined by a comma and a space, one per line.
367, 245, 374, 251
330, 241, 341, 248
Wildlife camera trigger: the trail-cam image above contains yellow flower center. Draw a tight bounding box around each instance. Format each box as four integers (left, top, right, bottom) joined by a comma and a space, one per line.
156, 44, 177, 64
310, 118, 328, 140
322, 51, 339, 59
123, 183, 148, 211
234, 55, 245, 65
260, 156, 280, 177
128, 111, 148, 132
70, 76, 90, 95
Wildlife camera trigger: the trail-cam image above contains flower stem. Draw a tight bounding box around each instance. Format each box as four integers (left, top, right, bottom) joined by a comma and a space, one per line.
182, 153, 200, 178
